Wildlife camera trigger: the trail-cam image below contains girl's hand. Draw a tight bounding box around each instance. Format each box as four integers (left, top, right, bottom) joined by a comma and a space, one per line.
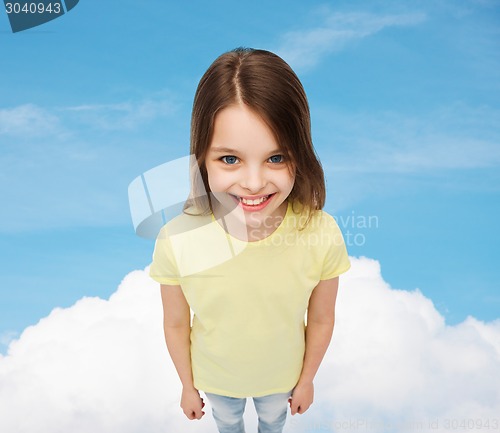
181, 386, 205, 420
289, 381, 314, 415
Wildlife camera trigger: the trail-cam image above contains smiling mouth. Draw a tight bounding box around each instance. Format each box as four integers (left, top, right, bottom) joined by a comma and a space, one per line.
231, 193, 275, 206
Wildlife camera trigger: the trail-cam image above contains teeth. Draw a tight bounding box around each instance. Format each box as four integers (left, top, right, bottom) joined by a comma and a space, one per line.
239, 195, 270, 205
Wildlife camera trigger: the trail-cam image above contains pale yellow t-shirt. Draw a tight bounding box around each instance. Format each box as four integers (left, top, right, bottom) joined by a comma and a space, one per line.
150, 201, 350, 397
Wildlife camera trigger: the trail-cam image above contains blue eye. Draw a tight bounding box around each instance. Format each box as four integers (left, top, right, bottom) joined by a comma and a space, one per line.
221, 155, 239, 165
268, 155, 284, 163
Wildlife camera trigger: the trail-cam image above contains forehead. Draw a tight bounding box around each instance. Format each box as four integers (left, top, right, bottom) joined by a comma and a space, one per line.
209, 104, 280, 154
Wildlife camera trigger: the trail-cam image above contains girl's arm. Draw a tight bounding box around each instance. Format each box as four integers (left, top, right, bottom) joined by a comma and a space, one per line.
160, 284, 205, 420
289, 277, 339, 415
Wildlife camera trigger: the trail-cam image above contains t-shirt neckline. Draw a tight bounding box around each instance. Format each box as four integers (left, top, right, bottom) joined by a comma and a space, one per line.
210, 201, 292, 246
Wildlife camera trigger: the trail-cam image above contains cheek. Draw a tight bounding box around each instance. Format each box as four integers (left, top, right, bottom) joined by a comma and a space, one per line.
279, 171, 295, 194
206, 165, 231, 192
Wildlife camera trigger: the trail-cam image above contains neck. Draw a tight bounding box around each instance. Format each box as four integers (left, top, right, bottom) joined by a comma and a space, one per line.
213, 201, 288, 242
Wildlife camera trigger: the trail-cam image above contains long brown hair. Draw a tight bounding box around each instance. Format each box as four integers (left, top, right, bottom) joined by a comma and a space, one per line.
186, 47, 325, 226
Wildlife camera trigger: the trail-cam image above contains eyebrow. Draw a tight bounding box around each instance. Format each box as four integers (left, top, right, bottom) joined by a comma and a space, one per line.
210, 146, 239, 154
210, 146, 282, 155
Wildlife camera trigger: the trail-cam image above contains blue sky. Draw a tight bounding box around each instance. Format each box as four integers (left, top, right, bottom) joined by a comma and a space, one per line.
0, 0, 499, 351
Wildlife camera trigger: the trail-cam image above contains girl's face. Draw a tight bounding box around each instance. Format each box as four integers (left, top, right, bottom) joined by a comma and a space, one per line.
205, 104, 295, 233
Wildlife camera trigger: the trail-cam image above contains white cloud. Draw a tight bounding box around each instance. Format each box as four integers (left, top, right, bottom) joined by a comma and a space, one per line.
64, 96, 176, 130
313, 258, 500, 430
316, 103, 500, 173
314, 103, 500, 212
0, 95, 175, 142
276, 11, 426, 72
0, 270, 203, 433
0, 259, 498, 433
0, 330, 19, 353
0, 92, 182, 233
0, 104, 63, 138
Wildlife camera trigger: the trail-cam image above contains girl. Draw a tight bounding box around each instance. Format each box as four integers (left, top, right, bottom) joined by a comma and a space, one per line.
150, 47, 350, 433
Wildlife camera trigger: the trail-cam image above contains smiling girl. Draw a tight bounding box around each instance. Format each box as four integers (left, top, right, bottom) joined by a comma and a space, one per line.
150, 48, 350, 433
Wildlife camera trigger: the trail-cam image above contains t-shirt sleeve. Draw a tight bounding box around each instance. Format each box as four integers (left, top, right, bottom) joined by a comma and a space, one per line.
149, 226, 181, 285
320, 214, 351, 280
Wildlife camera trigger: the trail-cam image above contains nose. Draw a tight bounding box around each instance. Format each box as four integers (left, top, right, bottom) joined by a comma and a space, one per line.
240, 165, 267, 193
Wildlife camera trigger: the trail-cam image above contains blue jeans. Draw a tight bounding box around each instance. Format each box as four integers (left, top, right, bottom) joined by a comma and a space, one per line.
205, 390, 292, 433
